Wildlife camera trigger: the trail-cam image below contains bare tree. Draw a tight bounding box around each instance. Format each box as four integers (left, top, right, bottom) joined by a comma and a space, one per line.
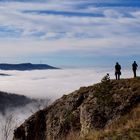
0, 114, 17, 140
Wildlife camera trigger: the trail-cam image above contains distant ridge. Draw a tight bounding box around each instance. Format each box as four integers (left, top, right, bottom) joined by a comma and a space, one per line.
0, 63, 59, 70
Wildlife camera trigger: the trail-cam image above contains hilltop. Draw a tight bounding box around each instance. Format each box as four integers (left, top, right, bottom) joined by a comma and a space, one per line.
0, 91, 50, 116
13, 77, 140, 140
0, 63, 58, 71
0, 91, 36, 115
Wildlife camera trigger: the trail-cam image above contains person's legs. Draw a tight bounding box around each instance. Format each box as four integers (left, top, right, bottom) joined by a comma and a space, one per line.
115, 73, 117, 80
134, 70, 136, 77
118, 74, 120, 80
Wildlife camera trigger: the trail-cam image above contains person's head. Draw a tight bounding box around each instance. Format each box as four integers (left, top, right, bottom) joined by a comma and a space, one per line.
134, 61, 136, 63
116, 62, 119, 65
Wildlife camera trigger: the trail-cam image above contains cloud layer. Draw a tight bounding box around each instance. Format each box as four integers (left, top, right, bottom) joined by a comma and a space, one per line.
0, 68, 138, 100
0, 0, 140, 66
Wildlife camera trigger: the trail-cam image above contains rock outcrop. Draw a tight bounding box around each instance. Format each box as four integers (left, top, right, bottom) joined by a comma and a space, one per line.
13, 77, 140, 140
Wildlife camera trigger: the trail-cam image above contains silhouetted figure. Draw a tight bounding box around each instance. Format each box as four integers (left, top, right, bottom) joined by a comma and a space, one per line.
115, 62, 121, 80
132, 61, 138, 78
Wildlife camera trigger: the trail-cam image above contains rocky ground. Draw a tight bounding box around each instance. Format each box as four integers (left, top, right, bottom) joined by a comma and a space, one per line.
13, 77, 140, 140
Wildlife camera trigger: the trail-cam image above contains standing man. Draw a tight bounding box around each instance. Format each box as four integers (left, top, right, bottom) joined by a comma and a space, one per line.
115, 62, 121, 80
132, 61, 138, 78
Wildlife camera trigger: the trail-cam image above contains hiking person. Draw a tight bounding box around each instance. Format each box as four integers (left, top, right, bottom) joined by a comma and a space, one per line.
115, 62, 121, 80
101, 73, 110, 83
132, 61, 138, 78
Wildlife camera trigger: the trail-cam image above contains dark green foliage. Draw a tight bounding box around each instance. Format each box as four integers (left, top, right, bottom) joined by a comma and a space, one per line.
94, 75, 114, 107
90, 75, 118, 129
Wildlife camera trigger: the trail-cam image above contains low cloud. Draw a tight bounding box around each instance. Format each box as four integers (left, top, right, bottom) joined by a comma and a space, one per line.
0, 67, 139, 140
0, 68, 138, 100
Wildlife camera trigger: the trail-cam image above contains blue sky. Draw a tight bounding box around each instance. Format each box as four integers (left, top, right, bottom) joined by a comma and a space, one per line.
0, 0, 140, 68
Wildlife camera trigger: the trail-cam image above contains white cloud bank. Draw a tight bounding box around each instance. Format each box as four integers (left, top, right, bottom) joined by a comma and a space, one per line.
0, 68, 138, 100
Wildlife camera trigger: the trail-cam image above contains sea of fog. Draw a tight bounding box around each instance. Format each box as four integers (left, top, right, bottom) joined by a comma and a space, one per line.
0, 68, 139, 139
0, 68, 138, 100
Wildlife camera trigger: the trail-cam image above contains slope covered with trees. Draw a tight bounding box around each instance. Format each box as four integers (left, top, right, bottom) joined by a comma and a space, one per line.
0, 91, 34, 115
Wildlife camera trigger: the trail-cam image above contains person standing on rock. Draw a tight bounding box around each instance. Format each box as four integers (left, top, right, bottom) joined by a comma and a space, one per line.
115, 62, 121, 80
132, 61, 138, 78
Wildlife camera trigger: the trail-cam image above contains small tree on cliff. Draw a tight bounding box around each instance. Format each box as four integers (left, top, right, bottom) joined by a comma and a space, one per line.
0, 114, 17, 140
94, 73, 114, 107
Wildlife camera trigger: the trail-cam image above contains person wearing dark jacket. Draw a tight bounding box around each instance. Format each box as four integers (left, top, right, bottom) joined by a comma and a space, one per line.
115, 62, 121, 80
132, 61, 138, 78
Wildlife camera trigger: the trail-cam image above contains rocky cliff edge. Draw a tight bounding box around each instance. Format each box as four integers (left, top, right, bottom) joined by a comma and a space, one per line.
13, 77, 140, 140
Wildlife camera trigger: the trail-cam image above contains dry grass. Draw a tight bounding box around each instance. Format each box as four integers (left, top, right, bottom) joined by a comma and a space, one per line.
106, 104, 140, 130
65, 104, 140, 140
61, 131, 81, 140
83, 104, 140, 140
64, 78, 140, 140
